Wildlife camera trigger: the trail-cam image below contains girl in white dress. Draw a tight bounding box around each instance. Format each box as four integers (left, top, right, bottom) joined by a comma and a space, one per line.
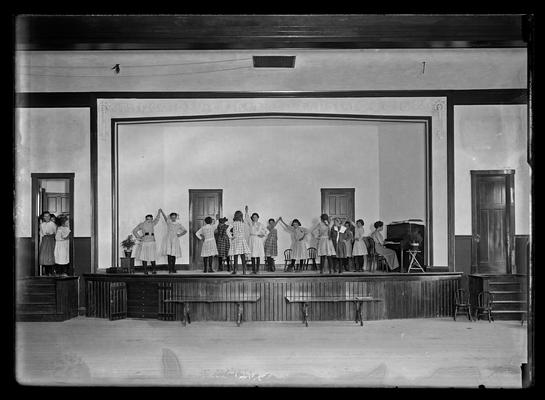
245, 205, 268, 274
159, 210, 187, 274
229, 210, 251, 275
54, 216, 71, 275
39, 211, 57, 276
132, 209, 161, 274
195, 216, 219, 273
311, 214, 336, 274
347, 219, 368, 272
279, 217, 309, 272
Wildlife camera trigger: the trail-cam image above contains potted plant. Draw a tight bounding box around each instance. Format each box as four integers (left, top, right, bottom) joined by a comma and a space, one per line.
120, 235, 136, 258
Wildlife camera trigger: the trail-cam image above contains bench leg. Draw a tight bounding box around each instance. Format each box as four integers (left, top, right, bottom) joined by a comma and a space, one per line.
236, 303, 243, 327
355, 301, 363, 326
181, 303, 190, 326
302, 303, 309, 327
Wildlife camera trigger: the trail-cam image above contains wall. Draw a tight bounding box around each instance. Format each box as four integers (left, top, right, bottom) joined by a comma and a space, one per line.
378, 121, 427, 234
117, 118, 381, 265
16, 49, 526, 92
14, 108, 91, 237
454, 105, 530, 235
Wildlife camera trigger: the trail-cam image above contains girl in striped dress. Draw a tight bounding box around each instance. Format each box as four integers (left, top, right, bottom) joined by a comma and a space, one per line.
195, 216, 219, 273
311, 214, 336, 274
330, 218, 348, 274
347, 219, 368, 272
264, 218, 280, 272
54, 215, 71, 276
245, 206, 268, 274
215, 217, 231, 272
159, 210, 187, 274
229, 210, 250, 275
132, 209, 161, 275
279, 217, 308, 272
39, 211, 57, 276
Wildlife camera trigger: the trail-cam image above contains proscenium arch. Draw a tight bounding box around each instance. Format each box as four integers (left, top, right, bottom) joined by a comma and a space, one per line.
110, 112, 433, 268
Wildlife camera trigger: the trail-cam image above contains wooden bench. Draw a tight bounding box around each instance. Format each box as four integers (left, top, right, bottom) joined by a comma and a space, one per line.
285, 295, 382, 327
163, 295, 261, 327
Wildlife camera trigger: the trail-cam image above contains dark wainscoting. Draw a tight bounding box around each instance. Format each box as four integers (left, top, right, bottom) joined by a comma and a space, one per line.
84, 273, 461, 322
15, 237, 33, 279
454, 235, 472, 292
515, 235, 530, 276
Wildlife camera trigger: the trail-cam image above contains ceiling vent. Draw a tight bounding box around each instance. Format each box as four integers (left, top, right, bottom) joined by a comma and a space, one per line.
252, 55, 296, 68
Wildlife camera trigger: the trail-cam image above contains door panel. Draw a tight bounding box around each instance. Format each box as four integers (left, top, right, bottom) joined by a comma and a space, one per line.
190, 190, 222, 268
473, 174, 509, 274
321, 189, 354, 223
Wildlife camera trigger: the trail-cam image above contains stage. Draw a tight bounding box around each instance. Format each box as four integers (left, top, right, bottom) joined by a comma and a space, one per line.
82, 271, 462, 323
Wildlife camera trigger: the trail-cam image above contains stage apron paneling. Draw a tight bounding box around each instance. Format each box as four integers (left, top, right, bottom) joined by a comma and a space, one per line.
84, 273, 461, 321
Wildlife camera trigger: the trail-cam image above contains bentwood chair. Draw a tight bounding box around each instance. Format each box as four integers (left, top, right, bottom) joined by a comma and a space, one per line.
474, 291, 494, 322
364, 237, 387, 272
305, 247, 318, 271
453, 289, 473, 321
283, 249, 292, 272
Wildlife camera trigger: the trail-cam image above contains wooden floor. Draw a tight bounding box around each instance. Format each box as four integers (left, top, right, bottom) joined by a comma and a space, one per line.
15, 317, 527, 387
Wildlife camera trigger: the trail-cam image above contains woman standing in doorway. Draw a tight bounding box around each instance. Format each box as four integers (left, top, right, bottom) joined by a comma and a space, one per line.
370, 221, 400, 271
39, 211, 57, 276
54, 215, 71, 276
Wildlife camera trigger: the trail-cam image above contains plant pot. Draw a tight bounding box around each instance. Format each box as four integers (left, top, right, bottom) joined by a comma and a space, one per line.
410, 243, 420, 250
124, 250, 132, 258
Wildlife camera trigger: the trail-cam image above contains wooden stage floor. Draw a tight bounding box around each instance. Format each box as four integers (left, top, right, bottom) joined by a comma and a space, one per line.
15, 317, 527, 387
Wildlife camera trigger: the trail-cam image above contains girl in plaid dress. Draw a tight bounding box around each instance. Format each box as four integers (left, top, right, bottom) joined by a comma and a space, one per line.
279, 217, 308, 272
195, 216, 219, 273
344, 221, 354, 271
229, 210, 250, 275
311, 214, 336, 274
215, 217, 231, 272
264, 218, 280, 271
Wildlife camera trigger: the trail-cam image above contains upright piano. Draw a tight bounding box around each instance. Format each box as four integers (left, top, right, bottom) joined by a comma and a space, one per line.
385, 221, 426, 272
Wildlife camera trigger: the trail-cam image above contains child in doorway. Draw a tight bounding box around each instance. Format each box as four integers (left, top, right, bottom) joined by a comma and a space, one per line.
39, 211, 57, 276
132, 209, 161, 274
264, 218, 280, 272
279, 217, 308, 272
195, 216, 219, 273
159, 210, 187, 274
54, 215, 71, 276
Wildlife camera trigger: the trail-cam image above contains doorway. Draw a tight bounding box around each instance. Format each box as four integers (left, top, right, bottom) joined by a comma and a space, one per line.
31, 173, 75, 276
321, 188, 355, 223
471, 170, 515, 274
189, 189, 223, 268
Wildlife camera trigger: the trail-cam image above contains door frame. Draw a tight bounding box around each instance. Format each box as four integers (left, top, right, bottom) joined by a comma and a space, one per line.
470, 169, 515, 274
31, 173, 75, 277
188, 189, 223, 267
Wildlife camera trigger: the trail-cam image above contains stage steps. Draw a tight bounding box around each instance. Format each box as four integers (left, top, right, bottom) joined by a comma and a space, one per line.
488, 277, 527, 321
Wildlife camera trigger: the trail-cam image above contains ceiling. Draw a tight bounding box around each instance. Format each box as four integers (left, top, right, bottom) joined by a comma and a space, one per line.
15, 14, 529, 51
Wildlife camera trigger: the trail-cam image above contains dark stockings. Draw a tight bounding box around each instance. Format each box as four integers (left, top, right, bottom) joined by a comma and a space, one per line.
232, 254, 247, 274
142, 261, 156, 274
167, 255, 176, 273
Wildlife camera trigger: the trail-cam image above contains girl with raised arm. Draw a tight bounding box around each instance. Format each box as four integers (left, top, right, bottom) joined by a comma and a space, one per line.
132, 209, 162, 274
330, 218, 348, 274
215, 217, 231, 272
245, 205, 268, 274
264, 218, 280, 272
229, 210, 251, 275
347, 219, 368, 272
195, 215, 219, 273
279, 217, 308, 272
311, 214, 336, 274
159, 210, 187, 274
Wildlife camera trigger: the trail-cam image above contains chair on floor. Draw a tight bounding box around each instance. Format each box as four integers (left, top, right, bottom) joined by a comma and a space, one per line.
453, 289, 473, 321
283, 249, 292, 272
475, 291, 494, 322
305, 247, 317, 271
364, 237, 387, 272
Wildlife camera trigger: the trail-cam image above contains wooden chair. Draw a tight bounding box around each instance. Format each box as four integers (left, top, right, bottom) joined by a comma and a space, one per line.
305, 247, 318, 271
474, 291, 494, 322
283, 249, 292, 272
364, 237, 387, 272
453, 289, 473, 321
